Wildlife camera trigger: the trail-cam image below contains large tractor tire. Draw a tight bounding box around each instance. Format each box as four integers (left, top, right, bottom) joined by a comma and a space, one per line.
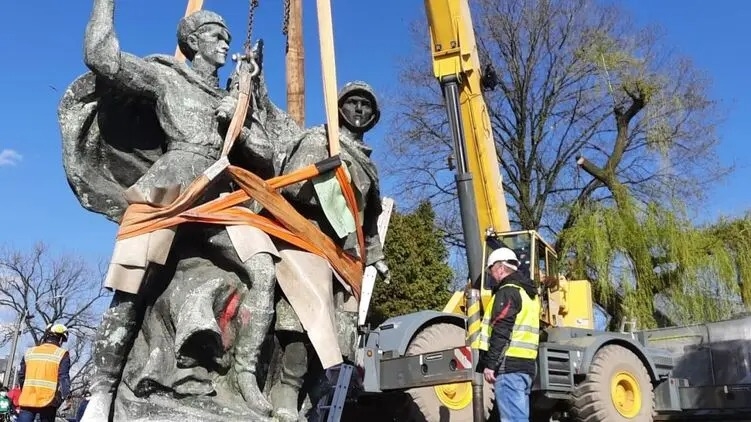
571, 344, 655, 422
402, 323, 494, 421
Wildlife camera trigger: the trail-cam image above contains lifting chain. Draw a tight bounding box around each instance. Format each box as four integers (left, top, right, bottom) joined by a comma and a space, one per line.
282, 0, 291, 37
244, 0, 260, 53
244, 0, 291, 52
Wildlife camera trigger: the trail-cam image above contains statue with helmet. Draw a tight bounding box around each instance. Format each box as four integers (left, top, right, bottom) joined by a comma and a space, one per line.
58, 0, 390, 420
15, 323, 72, 421
267, 80, 388, 420
61, 1, 291, 420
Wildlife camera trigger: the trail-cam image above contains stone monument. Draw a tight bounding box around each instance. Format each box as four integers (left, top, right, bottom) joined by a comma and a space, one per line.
59, 2, 390, 421
268, 81, 389, 420
60, 2, 285, 420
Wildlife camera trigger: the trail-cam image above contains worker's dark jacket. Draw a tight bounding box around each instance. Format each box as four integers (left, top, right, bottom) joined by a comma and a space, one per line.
477, 270, 538, 377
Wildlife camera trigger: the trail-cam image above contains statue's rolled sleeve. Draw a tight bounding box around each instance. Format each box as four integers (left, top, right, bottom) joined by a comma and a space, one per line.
238, 126, 274, 162
83, 0, 161, 98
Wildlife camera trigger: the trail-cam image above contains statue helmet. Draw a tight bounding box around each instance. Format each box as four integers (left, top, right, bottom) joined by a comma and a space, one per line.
176, 10, 230, 60
337, 81, 381, 133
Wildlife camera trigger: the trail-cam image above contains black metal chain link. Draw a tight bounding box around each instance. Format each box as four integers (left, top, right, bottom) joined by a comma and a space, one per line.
245, 0, 259, 53
282, 0, 291, 51
282, 0, 290, 36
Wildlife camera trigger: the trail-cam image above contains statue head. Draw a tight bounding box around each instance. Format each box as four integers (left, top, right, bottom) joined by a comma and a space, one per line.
338, 81, 381, 134
177, 10, 231, 67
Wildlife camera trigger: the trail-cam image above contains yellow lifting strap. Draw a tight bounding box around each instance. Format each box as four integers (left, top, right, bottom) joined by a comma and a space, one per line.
315, 0, 366, 256
168, 0, 366, 259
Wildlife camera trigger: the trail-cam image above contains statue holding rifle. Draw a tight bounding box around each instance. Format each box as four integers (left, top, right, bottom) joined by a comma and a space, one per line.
268, 80, 390, 420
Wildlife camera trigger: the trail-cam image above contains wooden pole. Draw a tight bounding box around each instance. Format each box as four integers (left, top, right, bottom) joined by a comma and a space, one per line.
286, 0, 305, 127
175, 0, 205, 62
316, 0, 340, 155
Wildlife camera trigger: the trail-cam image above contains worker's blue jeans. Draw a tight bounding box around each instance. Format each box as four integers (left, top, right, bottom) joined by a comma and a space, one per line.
16, 406, 57, 422
494, 372, 532, 421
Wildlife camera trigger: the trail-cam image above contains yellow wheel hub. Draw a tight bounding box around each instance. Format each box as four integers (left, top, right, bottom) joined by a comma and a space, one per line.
611, 371, 641, 418
434, 381, 473, 410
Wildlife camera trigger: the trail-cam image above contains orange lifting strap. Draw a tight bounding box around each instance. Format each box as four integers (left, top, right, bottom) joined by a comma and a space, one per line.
116, 1, 366, 298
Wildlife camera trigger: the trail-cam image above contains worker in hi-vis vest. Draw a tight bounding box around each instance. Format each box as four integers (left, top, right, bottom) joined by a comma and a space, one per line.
16, 323, 72, 422
477, 247, 540, 422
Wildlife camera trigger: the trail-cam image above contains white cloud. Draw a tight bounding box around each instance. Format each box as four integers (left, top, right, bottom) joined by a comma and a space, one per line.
0, 149, 22, 166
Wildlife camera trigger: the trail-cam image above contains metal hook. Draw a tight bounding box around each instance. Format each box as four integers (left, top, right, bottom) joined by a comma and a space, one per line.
232, 53, 260, 77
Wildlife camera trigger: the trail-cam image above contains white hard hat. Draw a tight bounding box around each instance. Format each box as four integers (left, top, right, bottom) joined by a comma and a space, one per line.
487, 247, 519, 270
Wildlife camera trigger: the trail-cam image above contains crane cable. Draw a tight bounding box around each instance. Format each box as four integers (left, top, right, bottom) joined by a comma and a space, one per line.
244, 0, 260, 53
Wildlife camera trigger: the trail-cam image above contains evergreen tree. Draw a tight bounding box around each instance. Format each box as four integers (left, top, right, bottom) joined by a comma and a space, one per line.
368, 201, 454, 326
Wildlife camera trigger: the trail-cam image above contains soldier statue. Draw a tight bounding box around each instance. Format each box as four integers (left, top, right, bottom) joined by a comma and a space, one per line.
61, 2, 283, 420
269, 81, 390, 420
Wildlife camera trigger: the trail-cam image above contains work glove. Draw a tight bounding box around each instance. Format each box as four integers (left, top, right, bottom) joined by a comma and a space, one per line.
374, 260, 391, 284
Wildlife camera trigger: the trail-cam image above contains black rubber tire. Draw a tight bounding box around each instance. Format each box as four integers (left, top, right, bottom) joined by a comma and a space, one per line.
571, 344, 655, 422
402, 323, 494, 421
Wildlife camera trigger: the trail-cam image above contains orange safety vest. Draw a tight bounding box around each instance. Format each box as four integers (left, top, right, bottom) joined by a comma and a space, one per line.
18, 343, 67, 408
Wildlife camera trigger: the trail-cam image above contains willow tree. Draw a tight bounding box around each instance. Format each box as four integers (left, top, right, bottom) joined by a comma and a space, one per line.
702, 214, 751, 304
559, 180, 750, 328
383, 0, 728, 251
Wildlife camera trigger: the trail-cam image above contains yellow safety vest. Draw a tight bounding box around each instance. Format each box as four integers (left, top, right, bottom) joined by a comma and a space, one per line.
18, 343, 67, 408
476, 283, 540, 360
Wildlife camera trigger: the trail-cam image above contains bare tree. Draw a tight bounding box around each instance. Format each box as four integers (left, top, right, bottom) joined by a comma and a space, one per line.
382, 0, 729, 250
0, 242, 108, 391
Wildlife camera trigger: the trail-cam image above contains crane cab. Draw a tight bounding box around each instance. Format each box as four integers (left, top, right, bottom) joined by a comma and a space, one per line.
487, 230, 595, 330
483, 230, 558, 291
443, 230, 594, 331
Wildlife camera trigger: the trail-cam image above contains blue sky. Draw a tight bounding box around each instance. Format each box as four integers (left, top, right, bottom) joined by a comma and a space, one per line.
0, 0, 749, 268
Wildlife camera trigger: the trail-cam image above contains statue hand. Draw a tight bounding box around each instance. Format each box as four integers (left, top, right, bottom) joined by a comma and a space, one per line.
374, 260, 391, 284
216, 95, 238, 122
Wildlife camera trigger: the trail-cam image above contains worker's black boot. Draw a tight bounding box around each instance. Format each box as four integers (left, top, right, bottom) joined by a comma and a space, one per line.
80, 293, 139, 422
271, 335, 308, 422
234, 253, 275, 416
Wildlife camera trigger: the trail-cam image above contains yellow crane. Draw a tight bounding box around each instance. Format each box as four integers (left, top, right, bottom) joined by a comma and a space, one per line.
167, 1, 737, 421
348, 1, 677, 421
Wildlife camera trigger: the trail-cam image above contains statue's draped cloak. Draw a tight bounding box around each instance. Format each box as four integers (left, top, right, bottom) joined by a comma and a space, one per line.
60, 55, 280, 419
58, 49, 379, 419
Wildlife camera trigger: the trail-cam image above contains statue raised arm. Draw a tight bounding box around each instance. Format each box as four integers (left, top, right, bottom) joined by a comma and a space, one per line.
63, 3, 285, 421
84, 0, 165, 98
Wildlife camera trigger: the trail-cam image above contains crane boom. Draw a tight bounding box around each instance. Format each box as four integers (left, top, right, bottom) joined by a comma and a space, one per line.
424, 0, 510, 238
422, 2, 510, 420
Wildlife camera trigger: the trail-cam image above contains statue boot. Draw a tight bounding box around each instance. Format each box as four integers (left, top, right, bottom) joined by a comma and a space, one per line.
80, 293, 139, 422
335, 308, 359, 363
270, 334, 308, 421
234, 253, 276, 416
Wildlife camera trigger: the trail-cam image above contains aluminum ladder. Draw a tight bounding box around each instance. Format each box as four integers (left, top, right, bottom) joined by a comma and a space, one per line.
315, 363, 355, 422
